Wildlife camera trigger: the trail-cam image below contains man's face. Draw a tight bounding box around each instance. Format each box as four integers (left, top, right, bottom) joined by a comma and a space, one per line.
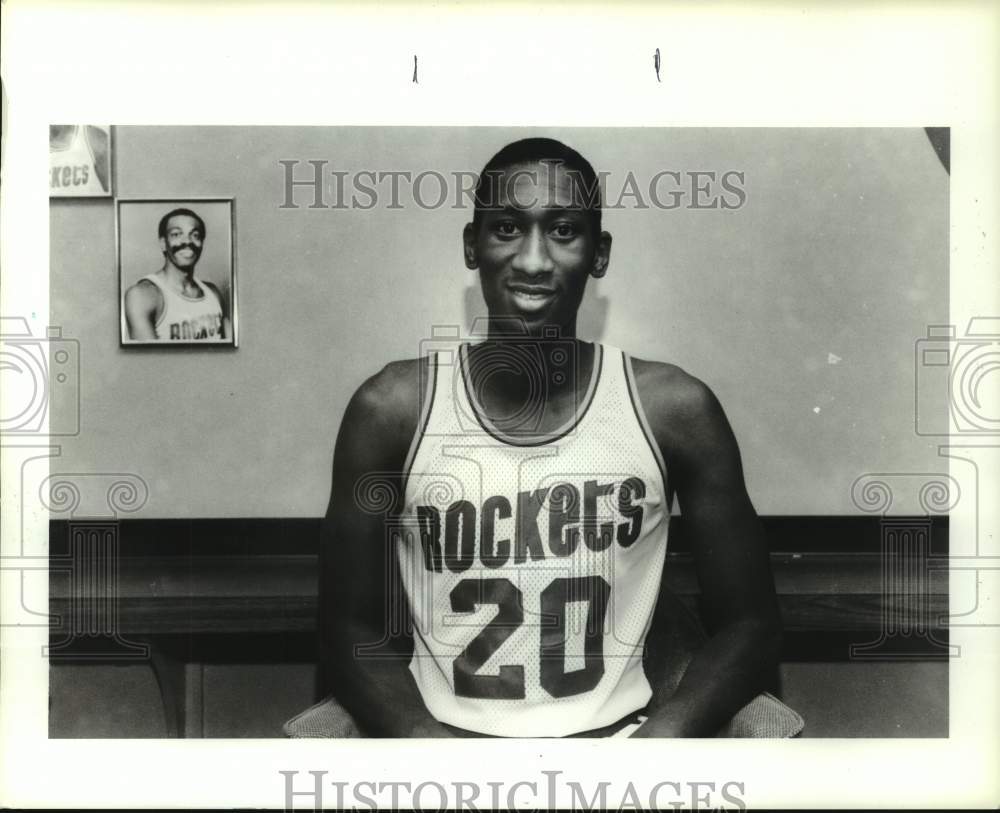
464, 161, 611, 335
160, 214, 204, 271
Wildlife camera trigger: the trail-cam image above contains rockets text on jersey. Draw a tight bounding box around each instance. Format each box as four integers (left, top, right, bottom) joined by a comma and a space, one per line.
395, 342, 670, 737
138, 274, 224, 342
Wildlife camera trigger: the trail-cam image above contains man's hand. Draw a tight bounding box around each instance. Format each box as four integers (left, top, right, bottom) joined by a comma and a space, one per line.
629, 716, 689, 738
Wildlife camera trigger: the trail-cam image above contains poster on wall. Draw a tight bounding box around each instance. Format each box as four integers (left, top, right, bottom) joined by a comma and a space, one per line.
49, 124, 113, 197
117, 197, 237, 346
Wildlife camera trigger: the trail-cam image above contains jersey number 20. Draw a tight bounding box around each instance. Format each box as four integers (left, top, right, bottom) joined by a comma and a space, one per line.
450, 575, 611, 700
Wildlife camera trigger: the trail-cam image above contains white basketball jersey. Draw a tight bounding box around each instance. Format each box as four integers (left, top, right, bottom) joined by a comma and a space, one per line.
49, 125, 108, 196
141, 274, 224, 342
398, 343, 670, 737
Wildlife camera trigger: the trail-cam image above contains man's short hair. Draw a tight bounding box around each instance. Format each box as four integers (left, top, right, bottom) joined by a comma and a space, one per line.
158, 208, 206, 240
472, 137, 602, 237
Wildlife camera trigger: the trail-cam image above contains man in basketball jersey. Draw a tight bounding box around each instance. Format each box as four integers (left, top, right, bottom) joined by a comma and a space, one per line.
320, 138, 781, 737
123, 208, 230, 342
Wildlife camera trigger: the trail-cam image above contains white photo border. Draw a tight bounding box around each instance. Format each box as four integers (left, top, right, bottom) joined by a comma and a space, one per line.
116, 196, 238, 348
1, 1, 998, 810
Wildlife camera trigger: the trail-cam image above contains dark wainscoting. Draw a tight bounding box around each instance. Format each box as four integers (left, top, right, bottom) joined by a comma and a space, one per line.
48, 515, 950, 737
49, 515, 949, 642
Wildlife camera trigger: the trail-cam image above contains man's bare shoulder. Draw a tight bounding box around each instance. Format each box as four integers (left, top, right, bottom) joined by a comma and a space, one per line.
124, 278, 160, 307
630, 357, 720, 423
346, 357, 428, 442
629, 356, 734, 466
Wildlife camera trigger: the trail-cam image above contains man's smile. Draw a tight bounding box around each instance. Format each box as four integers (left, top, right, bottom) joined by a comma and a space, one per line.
507, 283, 557, 310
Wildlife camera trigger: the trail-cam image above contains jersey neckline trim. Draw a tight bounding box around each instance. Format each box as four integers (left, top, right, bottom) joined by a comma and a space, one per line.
142, 273, 219, 329
457, 341, 604, 448
144, 273, 215, 302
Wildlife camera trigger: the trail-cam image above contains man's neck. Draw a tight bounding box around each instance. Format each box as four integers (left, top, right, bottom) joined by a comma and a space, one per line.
471, 323, 591, 407
160, 263, 198, 292
483, 315, 577, 343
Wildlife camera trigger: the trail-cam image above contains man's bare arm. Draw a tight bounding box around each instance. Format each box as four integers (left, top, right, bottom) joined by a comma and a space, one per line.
123, 281, 158, 340
633, 363, 782, 737
319, 360, 456, 737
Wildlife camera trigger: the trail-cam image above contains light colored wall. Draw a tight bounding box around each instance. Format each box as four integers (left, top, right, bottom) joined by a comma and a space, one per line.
50, 127, 948, 517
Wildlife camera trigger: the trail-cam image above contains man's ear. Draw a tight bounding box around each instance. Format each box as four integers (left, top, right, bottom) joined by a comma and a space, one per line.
462, 222, 479, 269
591, 231, 612, 278
159, 237, 168, 255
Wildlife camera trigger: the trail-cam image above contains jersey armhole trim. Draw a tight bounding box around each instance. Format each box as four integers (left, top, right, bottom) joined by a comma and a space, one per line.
623, 353, 669, 501
200, 280, 222, 308
137, 276, 167, 328
82, 125, 97, 166
400, 353, 438, 502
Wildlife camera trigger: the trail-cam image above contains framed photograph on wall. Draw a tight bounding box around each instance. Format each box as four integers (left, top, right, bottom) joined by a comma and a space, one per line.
117, 197, 238, 347
49, 124, 113, 197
